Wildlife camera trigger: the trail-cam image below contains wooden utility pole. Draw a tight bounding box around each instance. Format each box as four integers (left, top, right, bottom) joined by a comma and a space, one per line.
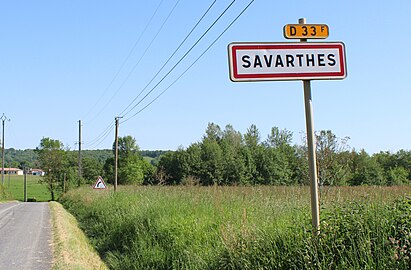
114, 117, 120, 192
23, 167, 27, 202
63, 173, 67, 193
78, 120, 82, 186
1, 114, 10, 185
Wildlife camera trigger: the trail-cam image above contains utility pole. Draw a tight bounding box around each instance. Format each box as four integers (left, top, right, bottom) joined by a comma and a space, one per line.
1, 114, 10, 185
63, 172, 67, 193
114, 117, 121, 192
8, 165, 11, 188
23, 167, 27, 202
78, 120, 82, 187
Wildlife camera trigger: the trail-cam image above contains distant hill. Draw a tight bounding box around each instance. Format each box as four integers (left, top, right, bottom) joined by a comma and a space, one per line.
2, 148, 171, 168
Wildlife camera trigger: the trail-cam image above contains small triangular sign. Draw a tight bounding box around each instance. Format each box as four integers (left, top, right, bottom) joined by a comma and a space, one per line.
93, 176, 106, 189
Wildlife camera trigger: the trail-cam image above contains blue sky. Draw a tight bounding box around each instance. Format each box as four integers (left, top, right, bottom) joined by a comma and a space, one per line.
1, 0, 410, 153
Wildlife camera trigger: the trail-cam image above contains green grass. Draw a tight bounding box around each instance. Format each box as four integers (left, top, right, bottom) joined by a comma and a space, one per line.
3, 175, 51, 202
60, 186, 411, 269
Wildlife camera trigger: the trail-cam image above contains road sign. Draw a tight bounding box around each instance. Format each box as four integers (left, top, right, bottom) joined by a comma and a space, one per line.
93, 176, 106, 189
228, 42, 346, 82
284, 24, 329, 39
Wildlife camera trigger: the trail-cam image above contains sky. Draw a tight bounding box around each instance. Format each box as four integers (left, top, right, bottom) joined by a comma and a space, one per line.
1, 0, 410, 154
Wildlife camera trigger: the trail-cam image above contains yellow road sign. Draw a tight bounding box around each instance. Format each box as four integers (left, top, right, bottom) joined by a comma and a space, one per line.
284, 24, 329, 39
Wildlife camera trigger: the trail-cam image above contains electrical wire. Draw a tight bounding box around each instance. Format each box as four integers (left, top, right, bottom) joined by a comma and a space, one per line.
88, 126, 114, 149
83, 122, 113, 146
83, 0, 165, 123
121, 0, 255, 124
118, 0, 218, 117
83, 121, 114, 149
89, 0, 181, 124
120, 0, 237, 119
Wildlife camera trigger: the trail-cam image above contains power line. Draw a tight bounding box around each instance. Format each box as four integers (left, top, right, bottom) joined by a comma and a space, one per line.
120, 0, 237, 119
87, 126, 114, 150
118, 0, 218, 117
83, 0, 165, 123
83, 122, 113, 146
87, 0, 181, 124
83, 121, 114, 149
121, 0, 255, 124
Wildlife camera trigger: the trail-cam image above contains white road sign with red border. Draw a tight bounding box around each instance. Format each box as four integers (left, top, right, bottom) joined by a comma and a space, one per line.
228, 42, 346, 82
93, 176, 107, 189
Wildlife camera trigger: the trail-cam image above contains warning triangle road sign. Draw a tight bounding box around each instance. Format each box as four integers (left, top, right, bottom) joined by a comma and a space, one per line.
93, 176, 107, 189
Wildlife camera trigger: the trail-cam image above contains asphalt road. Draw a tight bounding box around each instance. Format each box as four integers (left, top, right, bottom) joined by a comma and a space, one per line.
0, 202, 52, 270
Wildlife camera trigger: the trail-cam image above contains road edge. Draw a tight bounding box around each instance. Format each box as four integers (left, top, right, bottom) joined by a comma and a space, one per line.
49, 201, 108, 270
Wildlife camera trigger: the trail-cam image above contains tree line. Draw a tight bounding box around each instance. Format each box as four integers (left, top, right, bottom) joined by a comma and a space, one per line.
12, 122, 411, 199
156, 123, 411, 186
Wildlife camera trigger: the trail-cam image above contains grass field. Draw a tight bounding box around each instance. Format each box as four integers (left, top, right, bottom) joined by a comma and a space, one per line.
60, 185, 411, 269
1, 175, 51, 202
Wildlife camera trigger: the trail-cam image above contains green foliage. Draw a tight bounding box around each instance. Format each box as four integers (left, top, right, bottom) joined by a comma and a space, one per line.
0, 184, 10, 201
82, 156, 104, 184
3, 148, 39, 168
119, 158, 144, 185
158, 124, 308, 186
157, 124, 411, 187
349, 150, 386, 186
36, 137, 66, 200
314, 130, 351, 186
156, 149, 187, 185
103, 135, 155, 185
5, 125, 411, 189
61, 186, 411, 270
82, 149, 113, 164
390, 196, 411, 268
387, 167, 409, 186
199, 137, 224, 185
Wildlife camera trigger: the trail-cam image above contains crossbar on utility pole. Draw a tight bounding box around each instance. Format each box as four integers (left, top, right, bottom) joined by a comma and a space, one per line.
299, 18, 320, 235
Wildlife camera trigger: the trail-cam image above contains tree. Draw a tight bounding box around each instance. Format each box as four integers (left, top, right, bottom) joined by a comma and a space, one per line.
36, 137, 66, 200
199, 135, 223, 185
220, 125, 246, 185
82, 156, 104, 184
105, 135, 152, 185
315, 130, 351, 185
264, 127, 297, 185
349, 150, 385, 186
386, 166, 408, 186
244, 124, 260, 149
374, 150, 411, 185
204, 122, 222, 142
265, 127, 293, 149
157, 149, 187, 185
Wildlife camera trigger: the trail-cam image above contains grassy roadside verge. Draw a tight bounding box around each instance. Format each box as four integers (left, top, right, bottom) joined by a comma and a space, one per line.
60, 186, 411, 269
49, 201, 108, 270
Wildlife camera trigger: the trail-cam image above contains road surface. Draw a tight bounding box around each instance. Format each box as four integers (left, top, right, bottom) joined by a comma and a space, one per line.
0, 202, 52, 270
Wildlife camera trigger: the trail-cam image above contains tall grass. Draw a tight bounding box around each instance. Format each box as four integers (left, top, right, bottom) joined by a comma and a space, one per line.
60, 186, 411, 269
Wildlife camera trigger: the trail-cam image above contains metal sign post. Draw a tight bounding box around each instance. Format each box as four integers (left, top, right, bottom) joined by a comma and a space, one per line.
303, 76, 320, 235
227, 18, 346, 235
299, 17, 320, 235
